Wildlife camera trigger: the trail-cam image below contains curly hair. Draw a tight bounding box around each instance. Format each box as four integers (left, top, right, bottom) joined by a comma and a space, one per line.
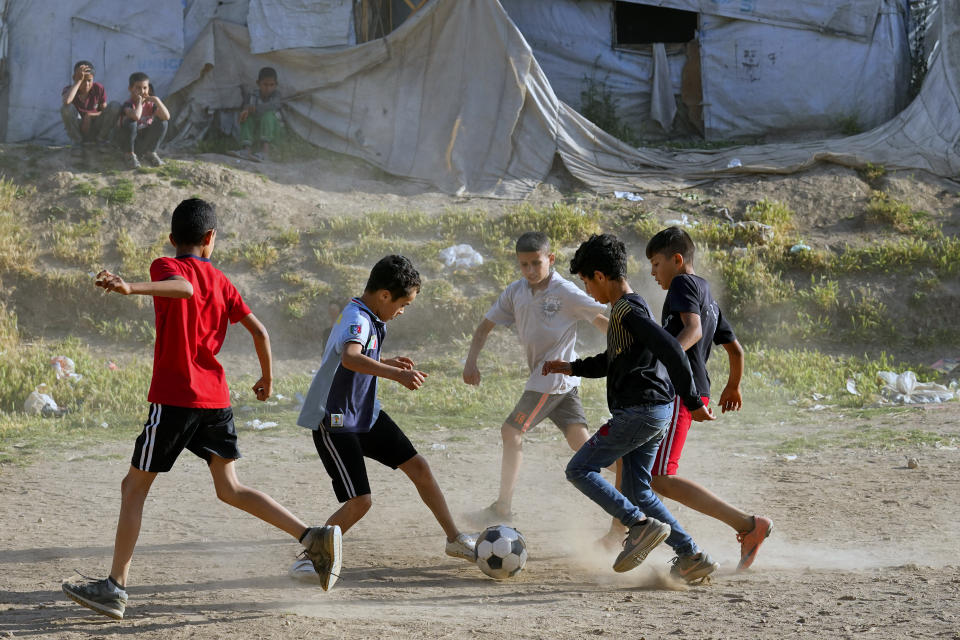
569, 233, 627, 280
364, 255, 421, 300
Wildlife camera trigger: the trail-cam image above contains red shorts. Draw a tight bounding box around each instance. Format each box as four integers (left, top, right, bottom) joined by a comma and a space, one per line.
652, 396, 709, 476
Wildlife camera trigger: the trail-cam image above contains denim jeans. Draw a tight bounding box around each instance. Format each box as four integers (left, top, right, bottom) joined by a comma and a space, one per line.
565, 403, 697, 556
115, 118, 168, 155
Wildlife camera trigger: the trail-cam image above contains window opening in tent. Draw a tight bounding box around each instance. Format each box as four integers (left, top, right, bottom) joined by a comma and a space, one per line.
613, 3, 697, 48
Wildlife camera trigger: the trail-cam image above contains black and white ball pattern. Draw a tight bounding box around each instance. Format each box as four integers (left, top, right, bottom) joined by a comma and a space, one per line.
475, 525, 527, 579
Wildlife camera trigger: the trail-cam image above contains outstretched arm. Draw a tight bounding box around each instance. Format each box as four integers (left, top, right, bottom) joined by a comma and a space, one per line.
342, 342, 427, 390
95, 270, 193, 298
239, 313, 273, 401
462, 318, 495, 385
718, 340, 744, 413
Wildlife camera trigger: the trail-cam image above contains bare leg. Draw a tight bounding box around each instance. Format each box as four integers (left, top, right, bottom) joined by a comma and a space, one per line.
652, 474, 753, 532
208, 454, 308, 539
400, 454, 460, 540
496, 423, 522, 516
108, 466, 156, 587
325, 495, 372, 534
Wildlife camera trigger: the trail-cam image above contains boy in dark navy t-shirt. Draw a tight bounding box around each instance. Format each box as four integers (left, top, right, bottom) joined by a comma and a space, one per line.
295, 255, 475, 581
62, 199, 340, 620
646, 226, 772, 574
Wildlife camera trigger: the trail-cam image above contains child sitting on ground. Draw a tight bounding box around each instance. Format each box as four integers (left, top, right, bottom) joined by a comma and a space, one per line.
237, 67, 283, 162
60, 61, 119, 150
116, 72, 171, 169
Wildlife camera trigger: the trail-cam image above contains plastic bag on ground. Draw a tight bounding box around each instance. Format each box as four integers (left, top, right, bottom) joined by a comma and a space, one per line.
24, 384, 61, 416
51, 356, 82, 381
877, 370, 955, 404
439, 244, 483, 268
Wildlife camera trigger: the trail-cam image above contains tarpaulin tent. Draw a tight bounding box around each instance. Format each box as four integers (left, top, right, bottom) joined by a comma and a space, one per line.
0, 0, 956, 196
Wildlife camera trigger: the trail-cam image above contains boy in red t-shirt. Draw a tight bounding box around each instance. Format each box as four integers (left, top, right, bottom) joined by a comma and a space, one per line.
61, 199, 341, 620
60, 60, 119, 149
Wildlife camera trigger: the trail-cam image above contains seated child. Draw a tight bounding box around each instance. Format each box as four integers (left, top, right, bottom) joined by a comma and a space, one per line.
237, 67, 282, 161
115, 72, 171, 169
295, 255, 475, 583
60, 60, 119, 148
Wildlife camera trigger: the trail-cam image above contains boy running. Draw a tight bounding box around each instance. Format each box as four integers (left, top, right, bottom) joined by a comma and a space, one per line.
543, 234, 719, 580
646, 226, 772, 572
462, 231, 609, 524
61, 198, 339, 620
295, 255, 475, 581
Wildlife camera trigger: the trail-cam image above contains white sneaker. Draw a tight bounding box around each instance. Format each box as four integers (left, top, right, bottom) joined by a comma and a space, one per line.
288, 557, 321, 582
445, 533, 477, 562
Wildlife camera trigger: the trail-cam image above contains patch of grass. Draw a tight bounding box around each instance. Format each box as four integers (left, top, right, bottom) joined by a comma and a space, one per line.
51, 215, 105, 267
865, 190, 935, 235
273, 228, 300, 247
0, 176, 38, 273
798, 276, 839, 312
98, 179, 135, 205
116, 230, 169, 279
224, 241, 280, 272
73, 181, 98, 197
170, 178, 190, 188
82, 315, 155, 344
858, 162, 886, 187
228, 189, 247, 198
744, 200, 794, 231
776, 425, 953, 454
580, 73, 639, 146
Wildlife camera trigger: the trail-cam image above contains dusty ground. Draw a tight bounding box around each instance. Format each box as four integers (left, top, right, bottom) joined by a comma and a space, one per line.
1, 400, 958, 639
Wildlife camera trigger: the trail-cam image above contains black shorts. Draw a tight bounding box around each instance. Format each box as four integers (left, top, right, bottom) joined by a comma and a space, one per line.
312, 410, 418, 502
131, 403, 241, 472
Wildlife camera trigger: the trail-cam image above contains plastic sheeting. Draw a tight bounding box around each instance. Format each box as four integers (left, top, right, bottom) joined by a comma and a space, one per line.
165, 0, 959, 197
699, 6, 911, 138
247, 0, 355, 53
500, 0, 909, 140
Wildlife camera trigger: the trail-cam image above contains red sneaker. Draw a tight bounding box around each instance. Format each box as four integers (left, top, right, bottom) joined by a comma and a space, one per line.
736, 515, 772, 572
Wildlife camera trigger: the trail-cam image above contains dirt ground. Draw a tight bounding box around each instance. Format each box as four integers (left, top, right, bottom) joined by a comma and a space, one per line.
1, 400, 958, 639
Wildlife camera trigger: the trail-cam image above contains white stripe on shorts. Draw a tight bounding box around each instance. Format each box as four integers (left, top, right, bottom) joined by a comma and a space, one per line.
656, 397, 681, 476
139, 403, 161, 471
320, 429, 357, 499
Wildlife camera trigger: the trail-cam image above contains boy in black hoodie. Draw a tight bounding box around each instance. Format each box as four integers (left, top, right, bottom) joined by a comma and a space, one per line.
542, 234, 718, 581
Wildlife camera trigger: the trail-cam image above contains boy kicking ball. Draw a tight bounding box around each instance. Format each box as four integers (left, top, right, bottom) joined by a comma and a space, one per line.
62, 199, 339, 620
294, 255, 475, 582
543, 234, 719, 581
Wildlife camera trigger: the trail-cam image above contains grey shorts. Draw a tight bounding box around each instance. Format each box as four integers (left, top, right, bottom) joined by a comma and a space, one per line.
504, 387, 587, 433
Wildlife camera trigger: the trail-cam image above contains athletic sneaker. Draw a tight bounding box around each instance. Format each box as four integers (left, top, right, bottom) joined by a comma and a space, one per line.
445, 533, 477, 562
144, 151, 165, 167
300, 525, 342, 591
612, 517, 671, 573
126, 152, 141, 170
61, 575, 128, 620
288, 557, 321, 582
737, 515, 773, 572
670, 551, 719, 583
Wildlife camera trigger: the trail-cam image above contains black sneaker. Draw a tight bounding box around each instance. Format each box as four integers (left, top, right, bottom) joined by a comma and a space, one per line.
612, 517, 671, 573
670, 551, 719, 583
62, 575, 127, 620
300, 525, 342, 591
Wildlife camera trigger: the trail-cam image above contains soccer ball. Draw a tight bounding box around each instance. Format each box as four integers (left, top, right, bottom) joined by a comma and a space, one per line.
475, 525, 527, 580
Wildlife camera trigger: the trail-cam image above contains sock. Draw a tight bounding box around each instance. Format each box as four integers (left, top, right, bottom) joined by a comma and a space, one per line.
298, 527, 310, 543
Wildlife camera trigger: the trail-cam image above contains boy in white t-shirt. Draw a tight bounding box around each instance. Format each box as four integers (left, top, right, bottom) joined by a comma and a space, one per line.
463, 232, 609, 523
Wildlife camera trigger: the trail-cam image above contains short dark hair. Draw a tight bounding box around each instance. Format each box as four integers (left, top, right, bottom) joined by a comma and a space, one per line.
74, 60, 95, 75
569, 234, 627, 280
128, 72, 150, 87
515, 231, 550, 253
364, 255, 421, 300
645, 226, 695, 262
171, 198, 217, 246
258, 67, 278, 82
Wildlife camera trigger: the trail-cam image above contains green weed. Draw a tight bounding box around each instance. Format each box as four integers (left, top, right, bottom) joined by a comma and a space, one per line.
98, 179, 135, 205
865, 191, 935, 235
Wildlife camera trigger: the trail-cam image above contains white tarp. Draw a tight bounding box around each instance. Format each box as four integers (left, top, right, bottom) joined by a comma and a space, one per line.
184, 0, 251, 56
167, 0, 959, 196
699, 6, 911, 138
499, 0, 686, 137
2, 0, 183, 143
247, 0, 355, 53
500, 0, 909, 140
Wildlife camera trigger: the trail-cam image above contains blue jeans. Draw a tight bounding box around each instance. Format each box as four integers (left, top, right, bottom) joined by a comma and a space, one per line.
565, 403, 697, 556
